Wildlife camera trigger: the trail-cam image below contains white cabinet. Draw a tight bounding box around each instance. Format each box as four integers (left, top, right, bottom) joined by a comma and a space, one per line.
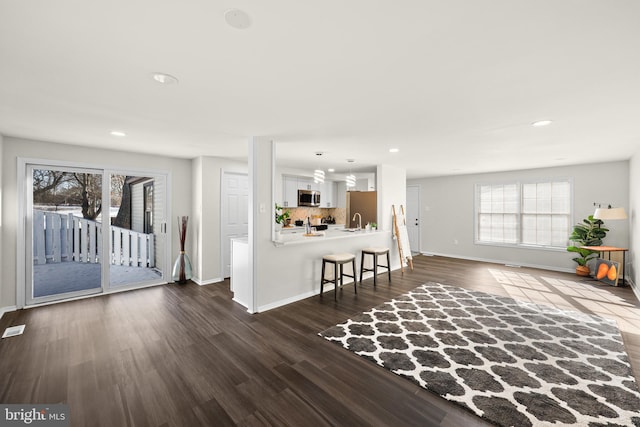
356, 177, 375, 191
298, 177, 317, 191
282, 175, 298, 208
283, 175, 336, 207
320, 180, 336, 208
336, 181, 347, 208
231, 238, 250, 311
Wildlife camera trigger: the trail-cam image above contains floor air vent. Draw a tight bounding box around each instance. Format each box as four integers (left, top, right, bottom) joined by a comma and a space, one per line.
2, 325, 25, 338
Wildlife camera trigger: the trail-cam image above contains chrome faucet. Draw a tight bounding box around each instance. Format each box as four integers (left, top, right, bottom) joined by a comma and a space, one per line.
352, 212, 362, 230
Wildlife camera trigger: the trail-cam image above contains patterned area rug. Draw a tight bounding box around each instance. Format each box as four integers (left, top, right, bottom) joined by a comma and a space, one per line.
319, 282, 640, 427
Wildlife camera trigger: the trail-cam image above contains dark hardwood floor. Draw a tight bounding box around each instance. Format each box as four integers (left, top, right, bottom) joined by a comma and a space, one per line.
1, 255, 639, 426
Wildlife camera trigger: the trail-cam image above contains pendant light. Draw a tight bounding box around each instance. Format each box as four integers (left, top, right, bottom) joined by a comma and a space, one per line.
314, 169, 325, 184
346, 174, 356, 188
345, 159, 356, 188
313, 152, 325, 184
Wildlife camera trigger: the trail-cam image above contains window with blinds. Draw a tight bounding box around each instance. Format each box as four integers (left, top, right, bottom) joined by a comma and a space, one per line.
475, 180, 571, 249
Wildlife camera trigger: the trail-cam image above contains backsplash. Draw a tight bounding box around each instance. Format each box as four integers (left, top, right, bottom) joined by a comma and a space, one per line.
285, 207, 346, 225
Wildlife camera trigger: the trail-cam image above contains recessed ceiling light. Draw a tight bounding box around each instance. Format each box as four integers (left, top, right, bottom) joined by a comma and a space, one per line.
532, 120, 553, 127
224, 9, 251, 29
110, 131, 126, 137
152, 73, 179, 85
389, 148, 399, 153
328, 168, 335, 172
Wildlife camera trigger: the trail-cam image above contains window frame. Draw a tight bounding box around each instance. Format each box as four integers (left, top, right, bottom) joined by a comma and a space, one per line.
474, 178, 574, 251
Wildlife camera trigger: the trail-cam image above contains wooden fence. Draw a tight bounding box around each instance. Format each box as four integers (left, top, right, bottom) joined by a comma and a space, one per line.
33, 210, 155, 268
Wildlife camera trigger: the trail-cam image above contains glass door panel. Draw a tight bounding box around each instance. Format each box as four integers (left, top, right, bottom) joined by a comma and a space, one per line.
109, 174, 165, 288
28, 166, 104, 304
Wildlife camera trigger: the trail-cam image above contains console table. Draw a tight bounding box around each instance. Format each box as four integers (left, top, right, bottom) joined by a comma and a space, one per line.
580, 246, 628, 286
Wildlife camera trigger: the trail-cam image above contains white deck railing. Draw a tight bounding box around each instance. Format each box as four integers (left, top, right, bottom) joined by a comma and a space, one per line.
33, 210, 155, 268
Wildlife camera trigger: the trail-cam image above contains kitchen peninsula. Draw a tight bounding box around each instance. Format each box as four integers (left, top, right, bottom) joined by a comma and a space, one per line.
231, 226, 394, 312
243, 141, 407, 315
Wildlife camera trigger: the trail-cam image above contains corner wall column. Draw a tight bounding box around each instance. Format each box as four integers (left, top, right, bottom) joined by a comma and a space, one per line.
248, 137, 274, 313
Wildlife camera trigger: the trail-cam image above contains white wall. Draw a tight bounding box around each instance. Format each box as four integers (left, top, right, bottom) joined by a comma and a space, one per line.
0, 136, 192, 310
191, 156, 247, 285
192, 157, 204, 282
629, 151, 639, 294
377, 164, 407, 268
407, 161, 629, 272
0, 134, 5, 315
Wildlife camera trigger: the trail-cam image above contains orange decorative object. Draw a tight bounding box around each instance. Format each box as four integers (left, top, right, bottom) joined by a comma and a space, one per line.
596, 263, 609, 280
607, 265, 618, 281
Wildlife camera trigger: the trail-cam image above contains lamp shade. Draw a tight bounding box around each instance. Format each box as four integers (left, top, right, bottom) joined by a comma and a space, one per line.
593, 207, 627, 220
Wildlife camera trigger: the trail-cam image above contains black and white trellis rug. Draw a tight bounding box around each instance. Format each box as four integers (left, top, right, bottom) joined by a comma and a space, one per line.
319, 282, 640, 427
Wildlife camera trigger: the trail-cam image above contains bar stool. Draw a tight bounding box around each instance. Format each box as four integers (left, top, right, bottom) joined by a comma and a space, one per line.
321, 253, 357, 300
360, 247, 391, 286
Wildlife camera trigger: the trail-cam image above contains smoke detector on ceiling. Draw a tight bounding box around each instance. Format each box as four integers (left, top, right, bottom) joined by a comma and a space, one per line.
225, 9, 251, 29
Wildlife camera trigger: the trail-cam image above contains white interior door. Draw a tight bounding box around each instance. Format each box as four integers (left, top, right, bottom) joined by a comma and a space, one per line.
222, 172, 249, 278
406, 185, 421, 254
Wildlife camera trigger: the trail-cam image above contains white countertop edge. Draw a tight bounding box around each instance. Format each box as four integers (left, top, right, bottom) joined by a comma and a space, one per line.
273, 229, 390, 246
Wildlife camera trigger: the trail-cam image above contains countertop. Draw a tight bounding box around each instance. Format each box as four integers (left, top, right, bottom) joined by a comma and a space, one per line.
274, 227, 387, 246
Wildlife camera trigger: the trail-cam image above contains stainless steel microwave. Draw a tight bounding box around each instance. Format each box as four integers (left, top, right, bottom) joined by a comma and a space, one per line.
298, 189, 321, 207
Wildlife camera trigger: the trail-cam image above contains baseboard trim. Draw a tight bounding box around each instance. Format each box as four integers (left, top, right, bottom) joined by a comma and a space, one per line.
628, 278, 639, 301
420, 251, 575, 274
258, 289, 321, 313
256, 265, 402, 313
191, 277, 224, 286
0, 306, 17, 319
232, 297, 255, 314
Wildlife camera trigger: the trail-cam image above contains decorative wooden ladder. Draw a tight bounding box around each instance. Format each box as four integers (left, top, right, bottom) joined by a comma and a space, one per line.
392, 205, 413, 272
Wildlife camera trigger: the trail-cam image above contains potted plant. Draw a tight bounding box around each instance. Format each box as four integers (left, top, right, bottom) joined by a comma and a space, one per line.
275, 203, 290, 226
567, 215, 608, 276
274, 204, 290, 240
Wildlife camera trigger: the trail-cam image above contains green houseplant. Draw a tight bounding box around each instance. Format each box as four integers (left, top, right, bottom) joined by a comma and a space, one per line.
274, 203, 290, 227
566, 215, 608, 276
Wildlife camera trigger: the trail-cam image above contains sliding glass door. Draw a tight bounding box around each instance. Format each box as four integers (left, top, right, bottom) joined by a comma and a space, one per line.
26, 166, 105, 304
108, 173, 166, 288
25, 163, 168, 306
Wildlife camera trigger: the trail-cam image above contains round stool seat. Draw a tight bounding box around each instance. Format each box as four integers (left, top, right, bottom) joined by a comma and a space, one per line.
362, 247, 389, 254
323, 253, 356, 263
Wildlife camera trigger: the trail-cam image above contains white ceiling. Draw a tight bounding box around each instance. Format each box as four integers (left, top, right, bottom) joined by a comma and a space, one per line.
1, 1, 639, 178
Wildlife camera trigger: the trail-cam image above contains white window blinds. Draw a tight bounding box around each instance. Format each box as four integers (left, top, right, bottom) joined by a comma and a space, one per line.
476, 180, 571, 249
